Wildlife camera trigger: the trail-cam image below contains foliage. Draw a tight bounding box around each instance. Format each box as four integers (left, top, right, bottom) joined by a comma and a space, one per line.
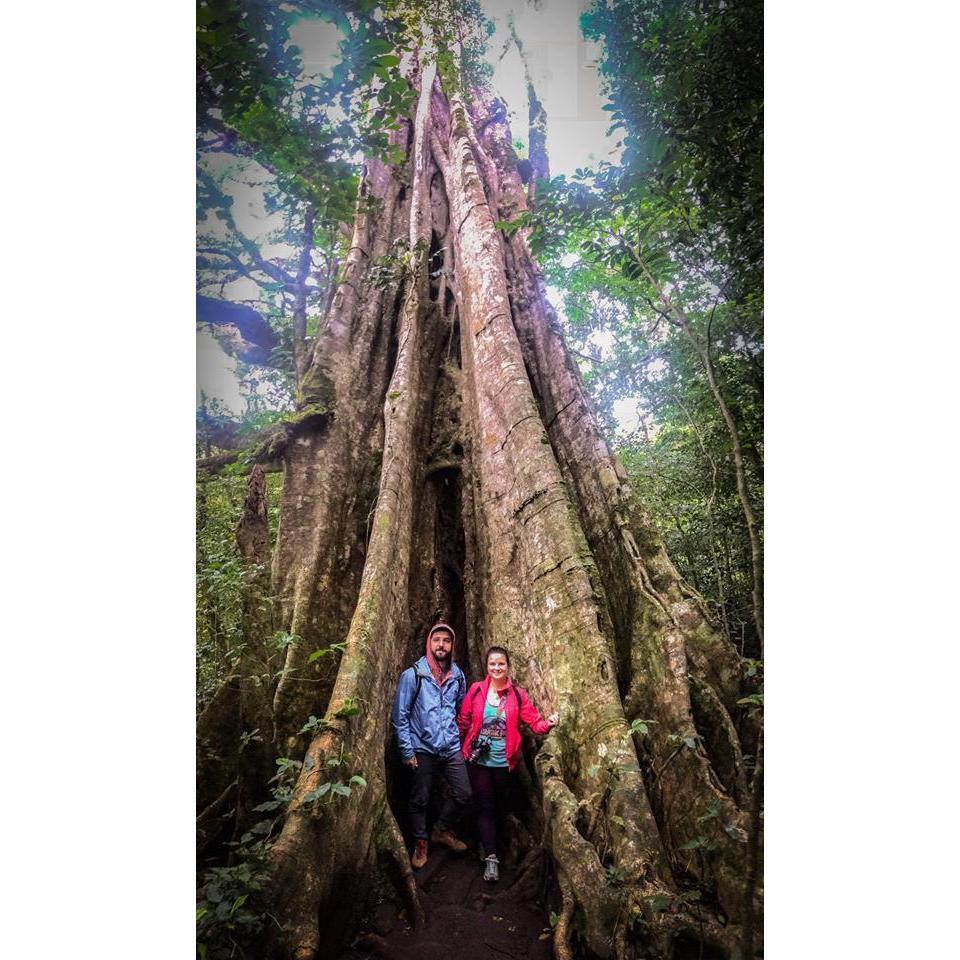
198, 0, 417, 207
196, 471, 282, 706
196, 755, 298, 958
531, 0, 763, 656
580, 0, 762, 292
197, 743, 369, 957
196, 161, 345, 401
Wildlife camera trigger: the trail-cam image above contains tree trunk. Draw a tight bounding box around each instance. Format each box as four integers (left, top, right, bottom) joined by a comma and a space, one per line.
202, 62, 759, 960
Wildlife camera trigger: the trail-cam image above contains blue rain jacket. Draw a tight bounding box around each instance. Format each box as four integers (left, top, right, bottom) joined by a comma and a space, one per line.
392, 656, 466, 760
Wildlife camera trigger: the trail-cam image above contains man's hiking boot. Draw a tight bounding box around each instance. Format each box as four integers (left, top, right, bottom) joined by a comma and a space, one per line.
483, 855, 500, 882
430, 826, 467, 852
411, 839, 428, 869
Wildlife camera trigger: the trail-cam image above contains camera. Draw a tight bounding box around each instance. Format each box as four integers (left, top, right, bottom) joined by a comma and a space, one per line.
467, 735, 492, 764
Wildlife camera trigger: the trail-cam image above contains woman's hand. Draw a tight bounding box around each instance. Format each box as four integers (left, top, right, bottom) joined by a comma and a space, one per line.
547, 712, 559, 728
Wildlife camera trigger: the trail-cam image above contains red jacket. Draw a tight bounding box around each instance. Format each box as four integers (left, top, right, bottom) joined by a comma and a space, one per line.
457, 677, 552, 771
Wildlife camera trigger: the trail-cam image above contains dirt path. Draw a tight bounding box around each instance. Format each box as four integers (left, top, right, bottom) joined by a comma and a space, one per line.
345, 846, 555, 960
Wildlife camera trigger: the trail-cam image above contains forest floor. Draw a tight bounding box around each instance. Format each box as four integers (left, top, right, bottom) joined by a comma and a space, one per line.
343, 844, 554, 960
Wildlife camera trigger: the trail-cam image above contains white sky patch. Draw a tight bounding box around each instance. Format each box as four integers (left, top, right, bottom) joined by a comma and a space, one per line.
483, 0, 621, 176
197, 328, 245, 413
287, 17, 342, 80
586, 327, 616, 360
544, 282, 566, 315
197, 326, 277, 415
612, 396, 643, 436
646, 357, 668, 379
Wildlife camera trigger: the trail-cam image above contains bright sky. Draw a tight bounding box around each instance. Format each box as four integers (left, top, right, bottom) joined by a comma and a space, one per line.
483, 0, 620, 176
197, 2, 641, 432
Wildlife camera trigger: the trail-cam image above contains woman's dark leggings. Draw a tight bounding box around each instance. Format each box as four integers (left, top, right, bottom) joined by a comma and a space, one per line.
467, 763, 512, 857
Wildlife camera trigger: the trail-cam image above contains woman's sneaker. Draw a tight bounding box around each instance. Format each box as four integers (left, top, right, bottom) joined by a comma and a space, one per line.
483, 855, 500, 882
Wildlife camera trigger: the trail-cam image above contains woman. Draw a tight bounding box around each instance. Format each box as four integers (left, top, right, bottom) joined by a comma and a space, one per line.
457, 646, 559, 881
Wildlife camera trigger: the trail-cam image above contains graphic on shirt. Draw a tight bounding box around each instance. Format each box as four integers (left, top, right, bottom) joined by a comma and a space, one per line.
478, 697, 508, 767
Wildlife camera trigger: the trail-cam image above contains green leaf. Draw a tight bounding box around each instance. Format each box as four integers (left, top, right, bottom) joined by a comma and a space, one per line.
377, 54, 401, 68
299, 716, 329, 735
349, 775, 367, 787
303, 782, 332, 804
650, 894, 671, 913
630, 718, 655, 736
334, 698, 361, 719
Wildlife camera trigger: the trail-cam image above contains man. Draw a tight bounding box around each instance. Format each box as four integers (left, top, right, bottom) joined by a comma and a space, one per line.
392, 622, 471, 869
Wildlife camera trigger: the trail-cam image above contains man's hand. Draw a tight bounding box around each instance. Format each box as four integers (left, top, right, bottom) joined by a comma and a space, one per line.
547, 712, 559, 728
403, 755, 418, 768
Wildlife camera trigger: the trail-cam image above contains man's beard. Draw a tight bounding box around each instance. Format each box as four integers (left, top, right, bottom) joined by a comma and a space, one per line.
434, 652, 451, 667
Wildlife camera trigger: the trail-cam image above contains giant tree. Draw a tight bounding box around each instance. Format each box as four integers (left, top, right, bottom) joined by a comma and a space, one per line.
197, 3, 761, 958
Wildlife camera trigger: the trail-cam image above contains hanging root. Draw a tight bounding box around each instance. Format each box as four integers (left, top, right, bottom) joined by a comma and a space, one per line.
689, 674, 747, 804
541, 773, 623, 958
377, 809, 424, 928
196, 780, 237, 827
613, 916, 630, 960
553, 870, 575, 960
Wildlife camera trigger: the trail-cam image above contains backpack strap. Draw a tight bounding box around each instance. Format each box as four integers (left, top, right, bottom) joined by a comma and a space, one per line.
410, 667, 423, 710
411, 666, 467, 710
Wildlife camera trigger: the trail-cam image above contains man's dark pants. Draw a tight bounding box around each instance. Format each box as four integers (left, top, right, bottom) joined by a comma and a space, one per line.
409, 750, 472, 840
